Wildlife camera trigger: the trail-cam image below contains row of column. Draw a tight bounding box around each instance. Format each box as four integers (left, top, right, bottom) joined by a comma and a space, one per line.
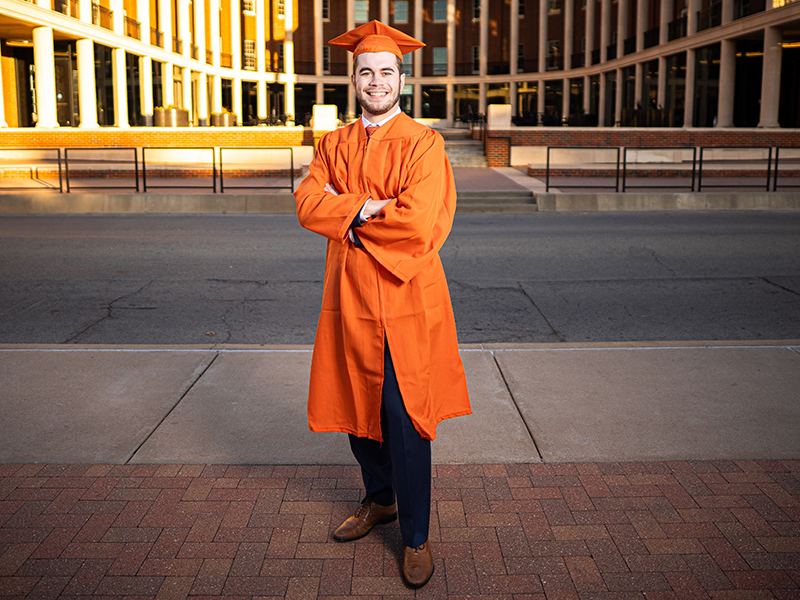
1, 0, 296, 127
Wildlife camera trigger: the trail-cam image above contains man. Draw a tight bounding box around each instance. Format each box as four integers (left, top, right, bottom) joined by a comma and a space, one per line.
294, 20, 471, 589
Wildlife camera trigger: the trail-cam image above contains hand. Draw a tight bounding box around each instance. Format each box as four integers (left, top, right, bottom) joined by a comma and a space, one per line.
324, 183, 340, 196
363, 198, 392, 218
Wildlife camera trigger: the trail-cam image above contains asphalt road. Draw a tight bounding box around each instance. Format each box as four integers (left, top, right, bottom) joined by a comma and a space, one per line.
1, 212, 799, 344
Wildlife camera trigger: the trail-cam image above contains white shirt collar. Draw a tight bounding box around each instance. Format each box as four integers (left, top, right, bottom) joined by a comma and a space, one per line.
361, 106, 402, 129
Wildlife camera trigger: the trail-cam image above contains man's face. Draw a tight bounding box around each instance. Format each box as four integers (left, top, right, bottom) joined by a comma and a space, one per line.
352, 51, 405, 121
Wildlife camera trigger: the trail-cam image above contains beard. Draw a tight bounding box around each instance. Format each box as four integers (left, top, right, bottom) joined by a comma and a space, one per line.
356, 86, 401, 117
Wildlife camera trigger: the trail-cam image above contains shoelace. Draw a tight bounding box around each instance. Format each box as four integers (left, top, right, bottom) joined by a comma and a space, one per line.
354, 502, 370, 518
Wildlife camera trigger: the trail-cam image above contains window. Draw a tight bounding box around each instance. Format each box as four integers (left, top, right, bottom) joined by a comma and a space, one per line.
549, 0, 561, 11
433, 47, 447, 74
242, 0, 254, 11
393, 0, 408, 22
517, 43, 524, 72
244, 39, 256, 69
322, 46, 330, 73
403, 53, 413, 76
472, 46, 479, 73
355, 0, 368, 21
519, 0, 525, 15
473, 0, 480, 19
277, 43, 284, 71
433, 0, 446, 20
277, 0, 284, 17
322, 0, 329, 19
581, 36, 586, 53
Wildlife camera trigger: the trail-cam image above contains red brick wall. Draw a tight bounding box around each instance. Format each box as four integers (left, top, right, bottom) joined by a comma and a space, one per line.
486, 129, 800, 167
0, 128, 311, 149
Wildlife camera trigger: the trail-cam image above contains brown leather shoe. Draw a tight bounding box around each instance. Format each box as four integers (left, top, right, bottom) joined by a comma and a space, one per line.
331, 498, 397, 542
403, 541, 434, 588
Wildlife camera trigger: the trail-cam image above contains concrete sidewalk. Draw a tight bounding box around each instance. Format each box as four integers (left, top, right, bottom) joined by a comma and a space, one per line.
2, 341, 799, 466
2, 342, 800, 599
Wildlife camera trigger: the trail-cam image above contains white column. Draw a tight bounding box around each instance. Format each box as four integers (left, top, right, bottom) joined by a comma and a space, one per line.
447, 0, 455, 77
721, 0, 734, 24
564, 0, 573, 70
634, 62, 643, 106
33, 27, 59, 128
684, 48, 695, 127
258, 80, 267, 119
284, 0, 295, 121
158, 0, 171, 50
583, 74, 591, 114
213, 75, 222, 113
197, 71, 208, 124
230, 0, 241, 70
657, 55, 667, 108
112, 48, 129, 127
76, 38, 98, 127
182, 67, 192, 122
163, 62, 175, 106
537, 80, 545, 123
314, 0, 323, 77
758, 26, 781, 127
716, 38, 735, 127
614, 66, 623, 124
510, 0, 519, 74
660, 0, 673, 44
414, 0, 423, 118
347, 0, 355, 119
585, 0, 596, 67
140, 56, 154, 125
636, 0, 647, 52
255, 0, 265, 71
380, 0, 389, 22
687, 0, 700, 34
208, 0, 220, 65
110, 0, 124, 34
0, 56, 6, 127
562, 77, 570, 119
194, 0, 206, 62
137, 0, 150, 43
598, 71, 607, 125
479, 0, 488, 77
617, 0, 629, 57
600, 0, 611, 61
178, 0, 191, 56
539, 0, 548, 73
79, 0, 91, 23
233, 77, 242, 123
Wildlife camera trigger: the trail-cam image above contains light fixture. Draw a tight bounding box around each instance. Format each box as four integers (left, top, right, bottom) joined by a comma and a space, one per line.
6, 39, 34, 47
780, 41, 800, 48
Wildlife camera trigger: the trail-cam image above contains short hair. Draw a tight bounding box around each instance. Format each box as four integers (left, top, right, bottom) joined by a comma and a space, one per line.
353, 54, 405, 75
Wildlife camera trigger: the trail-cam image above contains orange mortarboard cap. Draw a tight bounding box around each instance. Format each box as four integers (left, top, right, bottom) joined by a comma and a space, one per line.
328, 20, 425, 59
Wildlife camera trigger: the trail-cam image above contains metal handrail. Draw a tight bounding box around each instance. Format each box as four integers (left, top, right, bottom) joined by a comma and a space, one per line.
546, 146, 621, 192
697, 147, 772, 191
64, 147, 138, 192
142, 147, 216, 193
0, 148, 63, 193
772, 147, 800, 191
219, 147, 295, 193
622, 147, 697, 192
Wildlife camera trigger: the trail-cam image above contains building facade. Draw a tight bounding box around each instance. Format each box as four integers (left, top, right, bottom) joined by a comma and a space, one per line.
1, 0, 798, 129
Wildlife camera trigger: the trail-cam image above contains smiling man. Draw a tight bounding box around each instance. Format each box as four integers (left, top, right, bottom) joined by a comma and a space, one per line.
294, 21, 471, 589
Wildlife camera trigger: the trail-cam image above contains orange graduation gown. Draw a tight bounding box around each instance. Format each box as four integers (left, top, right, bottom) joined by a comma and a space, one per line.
295, 112, 471, 442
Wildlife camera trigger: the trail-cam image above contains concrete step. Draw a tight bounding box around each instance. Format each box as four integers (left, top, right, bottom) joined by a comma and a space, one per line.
457, 190, 536, 205
456, 203, 539, 212
445, 140, 489, 167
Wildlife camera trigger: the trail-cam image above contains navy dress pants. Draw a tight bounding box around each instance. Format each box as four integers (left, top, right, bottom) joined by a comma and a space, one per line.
348, 342, 431, 549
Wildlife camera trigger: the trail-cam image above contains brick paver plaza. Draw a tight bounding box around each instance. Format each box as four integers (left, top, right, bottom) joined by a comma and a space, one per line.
1, 460, 798, 599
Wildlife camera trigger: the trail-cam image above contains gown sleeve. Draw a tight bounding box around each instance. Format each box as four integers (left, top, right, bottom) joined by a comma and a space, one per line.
294, 132, 372, 243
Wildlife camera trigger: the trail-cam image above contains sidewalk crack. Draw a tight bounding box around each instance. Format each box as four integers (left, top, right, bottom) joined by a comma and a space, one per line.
518, 282, 565, 342
762, 277, 800, 297
125, 351, 219, 464
490, 351, 544, 463
63, 280, 155, 343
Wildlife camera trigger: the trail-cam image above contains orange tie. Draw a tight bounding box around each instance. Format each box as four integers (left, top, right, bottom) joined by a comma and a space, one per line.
365, 124, 379, 137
